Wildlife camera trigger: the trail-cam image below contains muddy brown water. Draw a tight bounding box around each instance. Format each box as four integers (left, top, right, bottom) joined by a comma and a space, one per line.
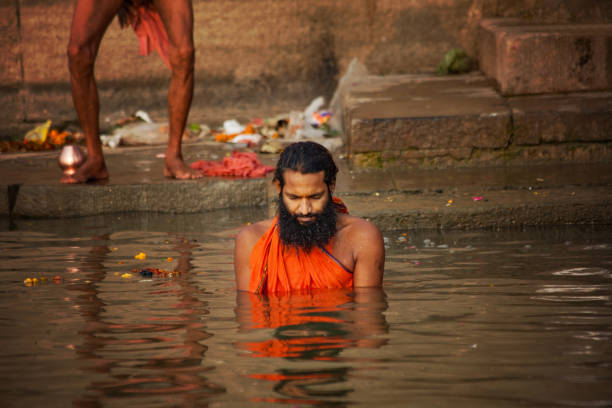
1, 211, 611, 407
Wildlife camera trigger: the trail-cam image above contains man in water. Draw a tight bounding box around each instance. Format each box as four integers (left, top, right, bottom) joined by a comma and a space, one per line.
64, 0, 201, 183
234, 141, 385, 293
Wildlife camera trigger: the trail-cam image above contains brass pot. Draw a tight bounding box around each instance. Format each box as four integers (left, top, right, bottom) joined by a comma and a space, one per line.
58, 145, 85, 175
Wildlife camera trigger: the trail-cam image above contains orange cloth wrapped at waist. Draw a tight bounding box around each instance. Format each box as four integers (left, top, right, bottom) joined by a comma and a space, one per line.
248, 198, 353, 293
118, 1, 170, 68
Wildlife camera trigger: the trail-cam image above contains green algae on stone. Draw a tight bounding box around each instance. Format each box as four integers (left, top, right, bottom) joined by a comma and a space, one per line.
353, 152, 384, 168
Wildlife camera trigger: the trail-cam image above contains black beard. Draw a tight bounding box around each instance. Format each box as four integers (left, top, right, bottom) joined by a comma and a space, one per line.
277, 193, 337, 252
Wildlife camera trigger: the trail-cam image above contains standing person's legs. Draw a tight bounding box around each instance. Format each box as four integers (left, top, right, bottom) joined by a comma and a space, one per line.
154, 0, 202, 179
64, 0, 124, 183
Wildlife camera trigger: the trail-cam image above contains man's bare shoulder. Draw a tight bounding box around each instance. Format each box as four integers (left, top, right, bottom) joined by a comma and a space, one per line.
337, 214, 382, 240
337, 214, 385, 287
236, 218, 275, 247
234, 218, 275, 291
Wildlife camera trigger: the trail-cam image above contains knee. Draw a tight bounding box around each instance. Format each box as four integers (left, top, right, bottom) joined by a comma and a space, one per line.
168, 45, 195, 75
67, 41, 96, 76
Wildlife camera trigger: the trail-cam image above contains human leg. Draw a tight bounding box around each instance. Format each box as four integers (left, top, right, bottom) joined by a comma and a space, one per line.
154, 0, 202, 179
65, 0, 124, 183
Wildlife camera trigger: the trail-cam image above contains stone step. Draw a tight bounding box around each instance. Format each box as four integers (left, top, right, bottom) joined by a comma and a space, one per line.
342, 73, 612, 168
343, 73, 511, 167
509, 91, 612, 145
478, 18, 612, 95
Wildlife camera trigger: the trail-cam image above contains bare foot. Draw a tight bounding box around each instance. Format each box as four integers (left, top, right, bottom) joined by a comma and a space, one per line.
164, 156, 203, 179
60, 158, 109, 184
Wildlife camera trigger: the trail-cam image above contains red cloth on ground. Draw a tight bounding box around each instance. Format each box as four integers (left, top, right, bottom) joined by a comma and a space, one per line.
129, 6, 170, 68
190, 151, 275, 177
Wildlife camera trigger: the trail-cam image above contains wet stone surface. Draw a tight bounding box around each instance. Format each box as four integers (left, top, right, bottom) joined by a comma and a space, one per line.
1, 143, 611, 229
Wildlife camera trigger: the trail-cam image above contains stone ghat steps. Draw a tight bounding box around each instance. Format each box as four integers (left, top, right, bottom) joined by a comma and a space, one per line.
342, 73, 612, 168
479, 18, 612, 95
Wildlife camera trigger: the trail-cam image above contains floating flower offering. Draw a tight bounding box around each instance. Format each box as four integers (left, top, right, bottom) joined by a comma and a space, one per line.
24, 275, 63, 286
135, 268, 182, 278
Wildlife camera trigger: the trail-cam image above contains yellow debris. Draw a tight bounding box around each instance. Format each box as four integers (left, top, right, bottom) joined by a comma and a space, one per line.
24, 120, 51, 144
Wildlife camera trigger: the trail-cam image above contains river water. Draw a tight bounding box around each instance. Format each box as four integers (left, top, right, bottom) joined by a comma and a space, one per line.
1, 211, 611, 407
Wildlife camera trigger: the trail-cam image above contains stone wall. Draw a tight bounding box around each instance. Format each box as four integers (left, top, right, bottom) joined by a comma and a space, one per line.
1, 0, 611, 137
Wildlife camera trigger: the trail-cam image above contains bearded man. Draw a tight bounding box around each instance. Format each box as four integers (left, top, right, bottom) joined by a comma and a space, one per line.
234, 141, 384, 293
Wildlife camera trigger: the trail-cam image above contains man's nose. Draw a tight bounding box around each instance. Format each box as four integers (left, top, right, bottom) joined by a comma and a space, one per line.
297, 199, 312, 215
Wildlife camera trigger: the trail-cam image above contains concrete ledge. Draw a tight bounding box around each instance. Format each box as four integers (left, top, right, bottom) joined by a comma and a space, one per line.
341, 187, 612, 230
509, 92, 612, 145
366, 200, 612, 230
3, 144, 611, 230
479, 19, 612, 95
344, 74, 511, 153
7, 179, 268, 218
351, 143, 612, 168
343, 73, 612, 168
0, 143, 273, 218
478, 18, 522, 88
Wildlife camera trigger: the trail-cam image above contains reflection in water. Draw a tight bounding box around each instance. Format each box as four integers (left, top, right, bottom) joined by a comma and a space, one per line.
235, 288, 389, 404
1, 216, 611, 407
67, 233, 224, 407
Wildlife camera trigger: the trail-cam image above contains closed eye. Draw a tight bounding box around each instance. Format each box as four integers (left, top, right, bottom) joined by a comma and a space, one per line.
285, 193, 325, 200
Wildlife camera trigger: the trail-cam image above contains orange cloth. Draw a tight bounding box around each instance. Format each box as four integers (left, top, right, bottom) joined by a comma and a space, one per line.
237, 289, 354, 359
190, 151, 274, 177
125, 5, 170, 68
248, 207, 353, 293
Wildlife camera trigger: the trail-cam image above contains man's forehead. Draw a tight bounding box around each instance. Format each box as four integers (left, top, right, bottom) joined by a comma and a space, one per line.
282, 169, 326, 189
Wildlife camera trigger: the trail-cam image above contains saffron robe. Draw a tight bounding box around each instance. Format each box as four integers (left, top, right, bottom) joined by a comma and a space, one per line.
237, 289, 355, 358
118, 1, 170, 68
248, 199, 353, 293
